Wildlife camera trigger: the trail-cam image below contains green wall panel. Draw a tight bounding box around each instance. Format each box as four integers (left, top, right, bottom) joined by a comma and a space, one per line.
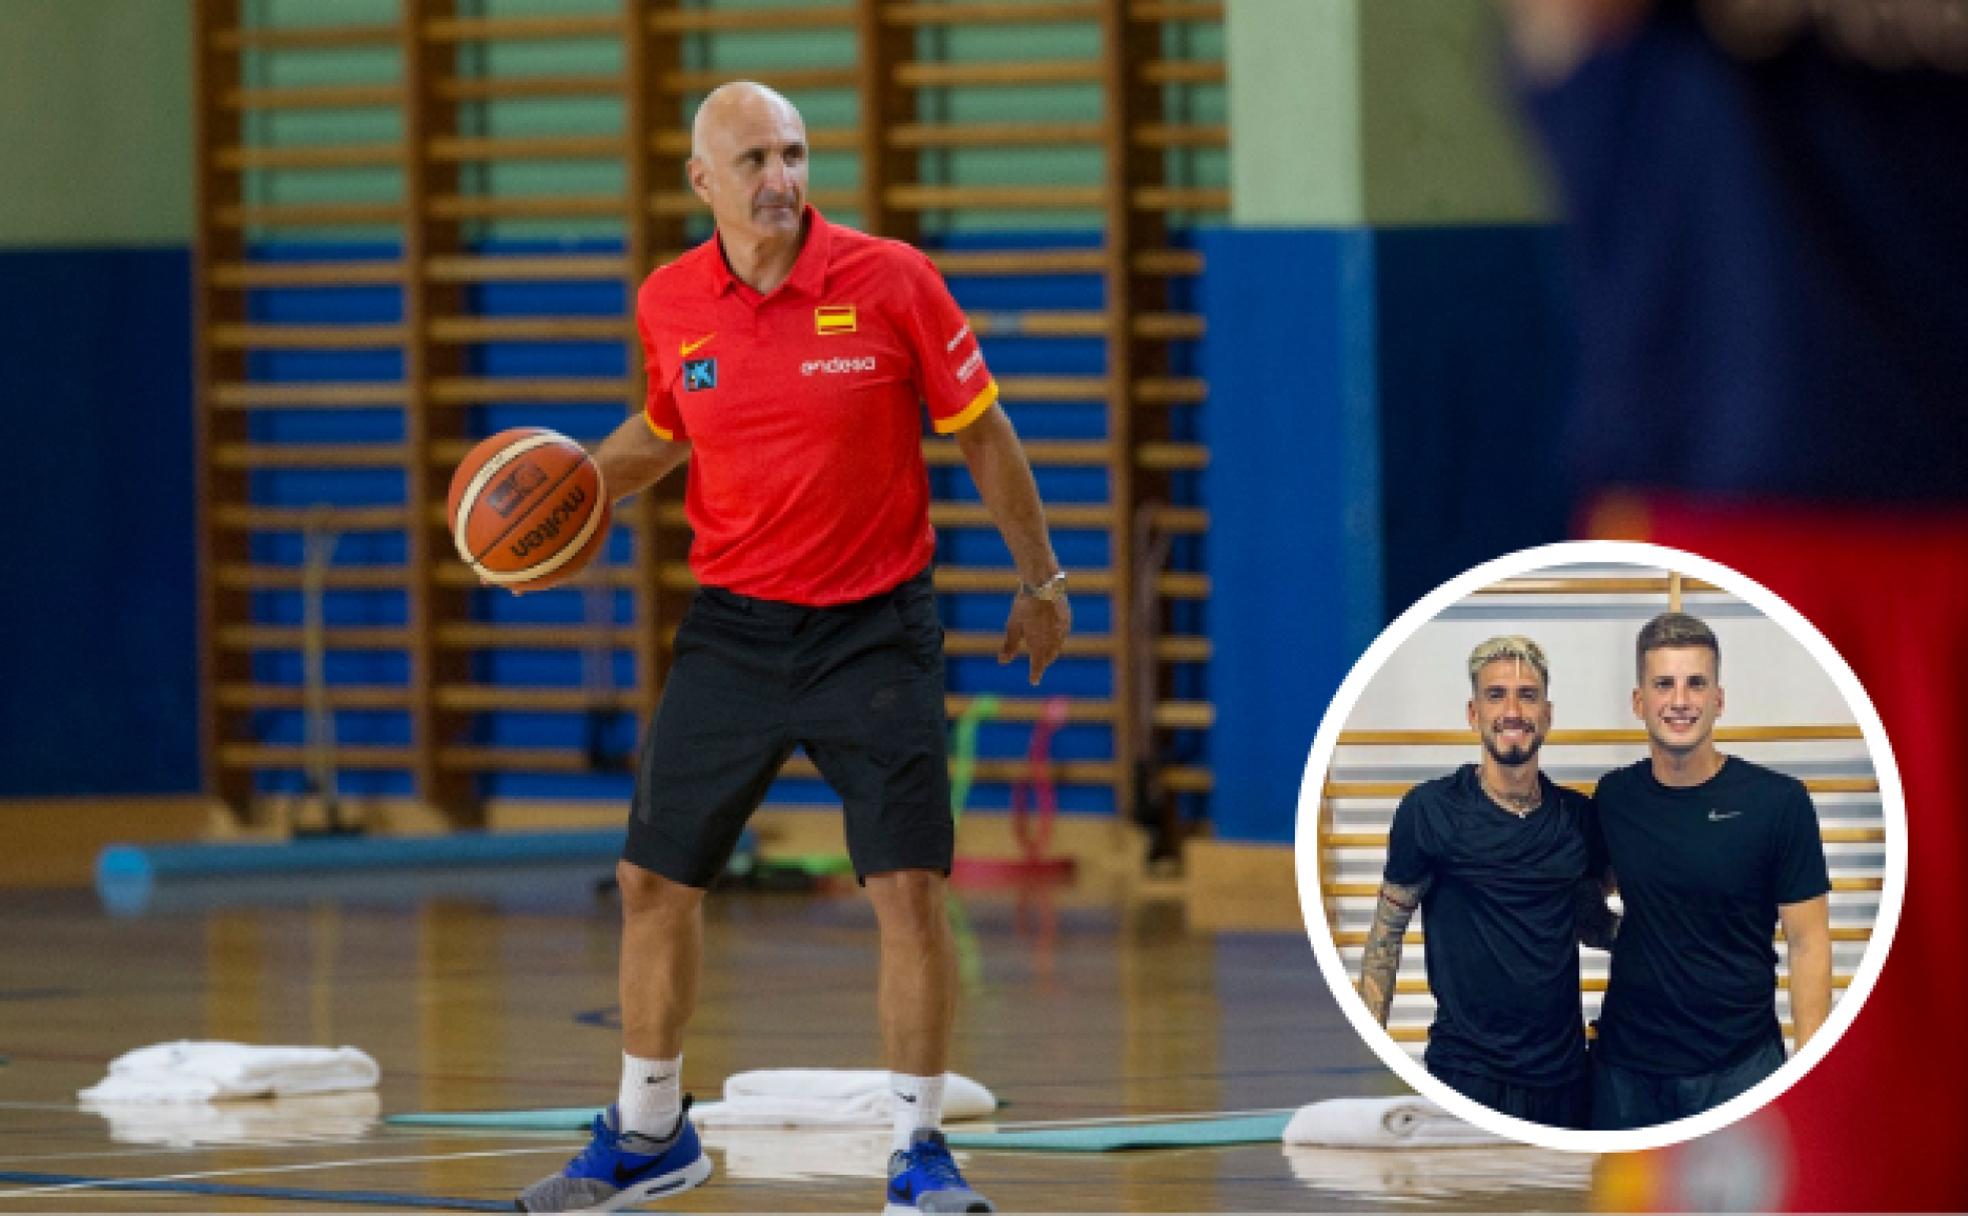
1358, 0, 1550, 225
1227, 0, 1550, 228
0, 0, 1226, 248
0, 0, 192, 246
1226, 0, 1362, 227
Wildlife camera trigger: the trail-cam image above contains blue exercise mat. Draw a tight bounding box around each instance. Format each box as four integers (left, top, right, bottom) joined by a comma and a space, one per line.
388, 1107, 600, 1130
946, 1112, 1292, 1152
384, 1107, 1292, 1151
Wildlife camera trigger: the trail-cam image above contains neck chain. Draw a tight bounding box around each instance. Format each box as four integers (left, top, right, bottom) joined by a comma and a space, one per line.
1481, 772, 1543, 817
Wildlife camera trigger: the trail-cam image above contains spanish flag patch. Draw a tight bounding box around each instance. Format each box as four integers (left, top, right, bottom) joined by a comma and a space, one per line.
814, 304, 857, 336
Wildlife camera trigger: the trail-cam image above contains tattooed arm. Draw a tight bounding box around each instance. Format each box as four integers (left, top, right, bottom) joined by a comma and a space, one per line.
1359, 879, 1429, 1026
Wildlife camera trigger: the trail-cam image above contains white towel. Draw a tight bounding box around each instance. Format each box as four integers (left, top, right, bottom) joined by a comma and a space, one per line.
82, 1091, 382, 1147
1283, 1096, 1503, 1148
694, 1068, 996, 1129
77, 1041, 381, 1104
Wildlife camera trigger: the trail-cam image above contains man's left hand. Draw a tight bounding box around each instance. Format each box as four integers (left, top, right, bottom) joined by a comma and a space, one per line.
998, 594, 1071, 685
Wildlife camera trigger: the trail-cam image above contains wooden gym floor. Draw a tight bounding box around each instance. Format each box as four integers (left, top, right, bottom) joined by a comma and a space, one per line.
0, 867, 1594, 1212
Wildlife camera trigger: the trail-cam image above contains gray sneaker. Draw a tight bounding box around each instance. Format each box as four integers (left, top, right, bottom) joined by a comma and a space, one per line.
516, 1100, 711, 1213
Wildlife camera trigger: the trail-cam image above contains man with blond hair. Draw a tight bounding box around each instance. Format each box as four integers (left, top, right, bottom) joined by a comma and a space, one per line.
1359, 635, 1611, 1128
1587, 612, 1832, 1129
514, 81, 1066, 1213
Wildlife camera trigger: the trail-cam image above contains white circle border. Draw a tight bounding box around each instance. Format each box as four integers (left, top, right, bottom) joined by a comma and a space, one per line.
1293, 539, 1908, 1154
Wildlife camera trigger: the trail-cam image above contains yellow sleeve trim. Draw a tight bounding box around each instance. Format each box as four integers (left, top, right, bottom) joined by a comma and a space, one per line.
645, 411, 676, 443
933, 378, 999, 435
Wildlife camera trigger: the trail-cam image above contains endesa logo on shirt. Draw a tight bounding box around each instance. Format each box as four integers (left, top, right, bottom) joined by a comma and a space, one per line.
801, 355, 877, 377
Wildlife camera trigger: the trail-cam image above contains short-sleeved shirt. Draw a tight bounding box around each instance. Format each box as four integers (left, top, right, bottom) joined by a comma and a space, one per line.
1384, 765, 1596, 1087
636, 207, 999, 606
1590, 756, 1831, 1076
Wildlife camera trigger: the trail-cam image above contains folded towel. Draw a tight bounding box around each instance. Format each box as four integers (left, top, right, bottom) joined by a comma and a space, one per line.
83, 1091, 382, 1147
1283, 1096, 1503, 1148
78, 1041, 381, 1104
694, 1068, 996, 1129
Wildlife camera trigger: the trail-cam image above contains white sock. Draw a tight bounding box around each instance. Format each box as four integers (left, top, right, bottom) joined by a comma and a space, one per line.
890, 1072, 946, 1151
618, 1052, 682, 1138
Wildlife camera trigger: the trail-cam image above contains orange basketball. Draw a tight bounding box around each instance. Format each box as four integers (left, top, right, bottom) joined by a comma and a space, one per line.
447, 427, 610, 591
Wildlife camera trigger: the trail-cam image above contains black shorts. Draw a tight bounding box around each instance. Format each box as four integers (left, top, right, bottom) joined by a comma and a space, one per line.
1589, 1036, 1785, 1130
622, 566, 952, 887
1431, 1063, 1592, 1130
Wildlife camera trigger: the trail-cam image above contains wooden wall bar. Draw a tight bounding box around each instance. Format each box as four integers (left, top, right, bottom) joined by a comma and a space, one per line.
192, 0, 1226, 836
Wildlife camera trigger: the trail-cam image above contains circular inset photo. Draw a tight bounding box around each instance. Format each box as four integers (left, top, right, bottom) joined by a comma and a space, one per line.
1295, 541, 1905, 1154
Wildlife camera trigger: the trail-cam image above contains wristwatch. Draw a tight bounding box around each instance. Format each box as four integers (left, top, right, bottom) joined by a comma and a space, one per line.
1018, 570, 1069, 602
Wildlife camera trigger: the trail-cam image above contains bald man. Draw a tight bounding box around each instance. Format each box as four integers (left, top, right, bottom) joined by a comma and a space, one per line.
516, 83, 1061, 1214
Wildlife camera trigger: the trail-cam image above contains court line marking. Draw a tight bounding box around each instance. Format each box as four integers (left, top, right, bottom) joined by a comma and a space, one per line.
0, 1145, 569, 1201
0, 1136, 413, 1166
0, 1107, 1305, 1204
0, 1170, 512, 1212
978, 1105, 1298, 1131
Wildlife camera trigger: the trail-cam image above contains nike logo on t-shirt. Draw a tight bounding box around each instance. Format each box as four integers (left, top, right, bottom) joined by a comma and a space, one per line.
1708, 809, 1741, 821
680, 333, 715, 357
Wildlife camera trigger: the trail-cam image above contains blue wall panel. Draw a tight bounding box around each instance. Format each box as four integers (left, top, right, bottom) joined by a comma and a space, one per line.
0, 248, 196, 794
1200, 228, 1384, 844
8, 232, 1204, 811
1197, 224, 1572, 843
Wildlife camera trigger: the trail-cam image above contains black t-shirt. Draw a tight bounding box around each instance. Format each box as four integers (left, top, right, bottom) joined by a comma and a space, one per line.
1590, 756, 1832, 1076
1384, 765, 1595, 1087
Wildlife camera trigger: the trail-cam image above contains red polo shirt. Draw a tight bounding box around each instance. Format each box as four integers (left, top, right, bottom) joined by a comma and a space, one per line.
636, 208, 998, 606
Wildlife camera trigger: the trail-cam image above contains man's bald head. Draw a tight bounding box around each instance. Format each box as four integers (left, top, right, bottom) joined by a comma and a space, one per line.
690, 81, 802, 162
685, 80, 810, 249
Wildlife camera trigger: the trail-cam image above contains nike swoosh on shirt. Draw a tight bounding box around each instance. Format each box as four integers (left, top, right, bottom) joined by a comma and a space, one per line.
679, 334, 715, 357
1708, 810, 1741, 821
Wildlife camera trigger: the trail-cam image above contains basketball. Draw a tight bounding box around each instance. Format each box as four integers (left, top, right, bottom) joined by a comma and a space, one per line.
447, 427, 610, 591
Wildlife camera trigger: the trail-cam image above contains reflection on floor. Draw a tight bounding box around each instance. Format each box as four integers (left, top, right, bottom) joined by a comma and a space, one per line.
0, 867, 1594, 1212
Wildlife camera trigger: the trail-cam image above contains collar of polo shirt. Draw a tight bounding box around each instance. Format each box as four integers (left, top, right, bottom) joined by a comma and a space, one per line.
704, 204, 834, 300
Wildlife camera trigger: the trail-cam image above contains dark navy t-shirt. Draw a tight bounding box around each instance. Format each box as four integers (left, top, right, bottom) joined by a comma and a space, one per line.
1591, 756, 1831, 1076
1385, 765, 1596, 1087
1522, 0, 1968, 504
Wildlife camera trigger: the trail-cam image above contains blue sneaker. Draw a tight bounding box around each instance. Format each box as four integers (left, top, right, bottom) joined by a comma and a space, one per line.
516, 1099, 711, 1212
884, 1129, 994, 1214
